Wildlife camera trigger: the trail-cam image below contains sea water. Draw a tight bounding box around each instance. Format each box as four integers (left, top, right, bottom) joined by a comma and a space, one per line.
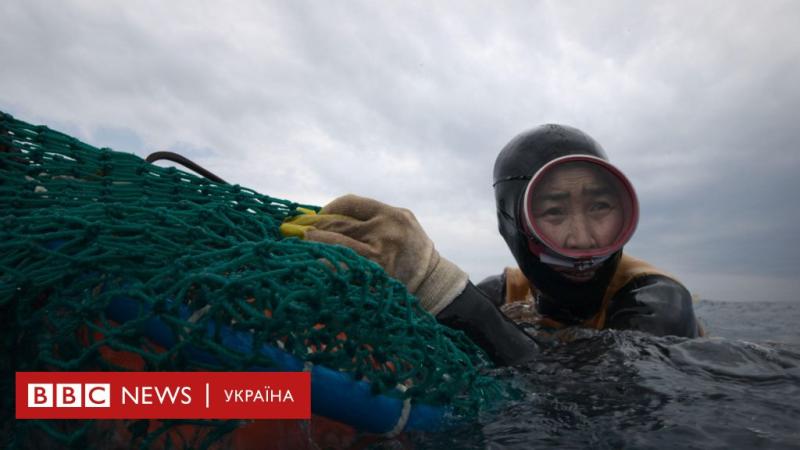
409, 300, 800, 449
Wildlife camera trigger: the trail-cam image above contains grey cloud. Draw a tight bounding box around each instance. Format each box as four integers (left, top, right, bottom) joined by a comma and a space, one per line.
1, 0, 798, 301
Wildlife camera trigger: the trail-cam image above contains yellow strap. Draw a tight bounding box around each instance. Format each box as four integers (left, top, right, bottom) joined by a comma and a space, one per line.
279, 209, 354, 239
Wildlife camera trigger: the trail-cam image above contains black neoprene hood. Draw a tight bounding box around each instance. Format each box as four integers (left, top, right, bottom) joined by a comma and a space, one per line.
493, 124, 624, 322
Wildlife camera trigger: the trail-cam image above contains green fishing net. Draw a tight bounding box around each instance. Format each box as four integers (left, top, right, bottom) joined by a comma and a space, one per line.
0, 112, 506, 448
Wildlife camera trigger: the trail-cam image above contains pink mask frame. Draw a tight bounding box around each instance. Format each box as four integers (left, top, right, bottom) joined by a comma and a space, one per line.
521, 155, 639, 269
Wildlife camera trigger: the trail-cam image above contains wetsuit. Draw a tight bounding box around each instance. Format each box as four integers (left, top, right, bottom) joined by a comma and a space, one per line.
438, 123, 705, 366
436, 254, 702, 366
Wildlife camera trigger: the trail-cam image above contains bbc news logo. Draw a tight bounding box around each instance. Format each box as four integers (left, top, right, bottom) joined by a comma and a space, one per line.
16, 372, 310, 419
27, 383, 111, 408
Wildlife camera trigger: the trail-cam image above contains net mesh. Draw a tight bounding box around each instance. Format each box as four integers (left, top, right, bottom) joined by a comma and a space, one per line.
0, 112, 505, 448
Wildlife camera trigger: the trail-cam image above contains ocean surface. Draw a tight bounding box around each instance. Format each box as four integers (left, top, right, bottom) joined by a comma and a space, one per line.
405, 300, 800, 450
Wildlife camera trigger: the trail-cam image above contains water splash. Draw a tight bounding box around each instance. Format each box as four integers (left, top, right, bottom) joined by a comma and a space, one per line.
406, 300, 800, 449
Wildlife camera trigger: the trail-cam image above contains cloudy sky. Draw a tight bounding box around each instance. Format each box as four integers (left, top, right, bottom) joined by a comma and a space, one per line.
2, 0, 798, 302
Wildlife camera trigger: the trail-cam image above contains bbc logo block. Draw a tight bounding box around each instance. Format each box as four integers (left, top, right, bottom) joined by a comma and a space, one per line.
17, 372, 310, 419
27, 383, 110, 408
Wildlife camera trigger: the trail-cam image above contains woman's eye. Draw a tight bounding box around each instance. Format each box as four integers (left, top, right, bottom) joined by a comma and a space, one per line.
542, 207, 565, 217
589, 202, 611, 212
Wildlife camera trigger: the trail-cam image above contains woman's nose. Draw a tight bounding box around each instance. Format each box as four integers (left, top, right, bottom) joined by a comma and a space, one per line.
564, 215, 596, 249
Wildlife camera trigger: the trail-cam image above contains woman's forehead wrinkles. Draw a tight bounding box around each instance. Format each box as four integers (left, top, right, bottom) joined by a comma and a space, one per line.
536, 177, 613, 197
536, 191, 570, 202
534, 185, 614, 206
583, 185, 614, 196
539, 164, 618, 191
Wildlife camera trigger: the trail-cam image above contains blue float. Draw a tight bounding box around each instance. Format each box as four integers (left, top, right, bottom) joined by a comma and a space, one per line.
43, 238, 450, 433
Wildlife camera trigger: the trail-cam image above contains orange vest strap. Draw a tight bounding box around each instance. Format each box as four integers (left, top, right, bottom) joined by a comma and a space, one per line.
503, 254, 674, 330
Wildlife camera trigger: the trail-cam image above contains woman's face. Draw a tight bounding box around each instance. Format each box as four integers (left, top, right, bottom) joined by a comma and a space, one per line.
529, 163, 625, 280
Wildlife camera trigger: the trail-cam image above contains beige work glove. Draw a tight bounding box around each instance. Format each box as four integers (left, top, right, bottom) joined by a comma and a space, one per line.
280, 194, 468, 315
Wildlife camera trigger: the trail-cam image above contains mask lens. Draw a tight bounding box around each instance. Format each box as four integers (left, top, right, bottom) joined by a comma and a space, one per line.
523, 156, 638, 260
